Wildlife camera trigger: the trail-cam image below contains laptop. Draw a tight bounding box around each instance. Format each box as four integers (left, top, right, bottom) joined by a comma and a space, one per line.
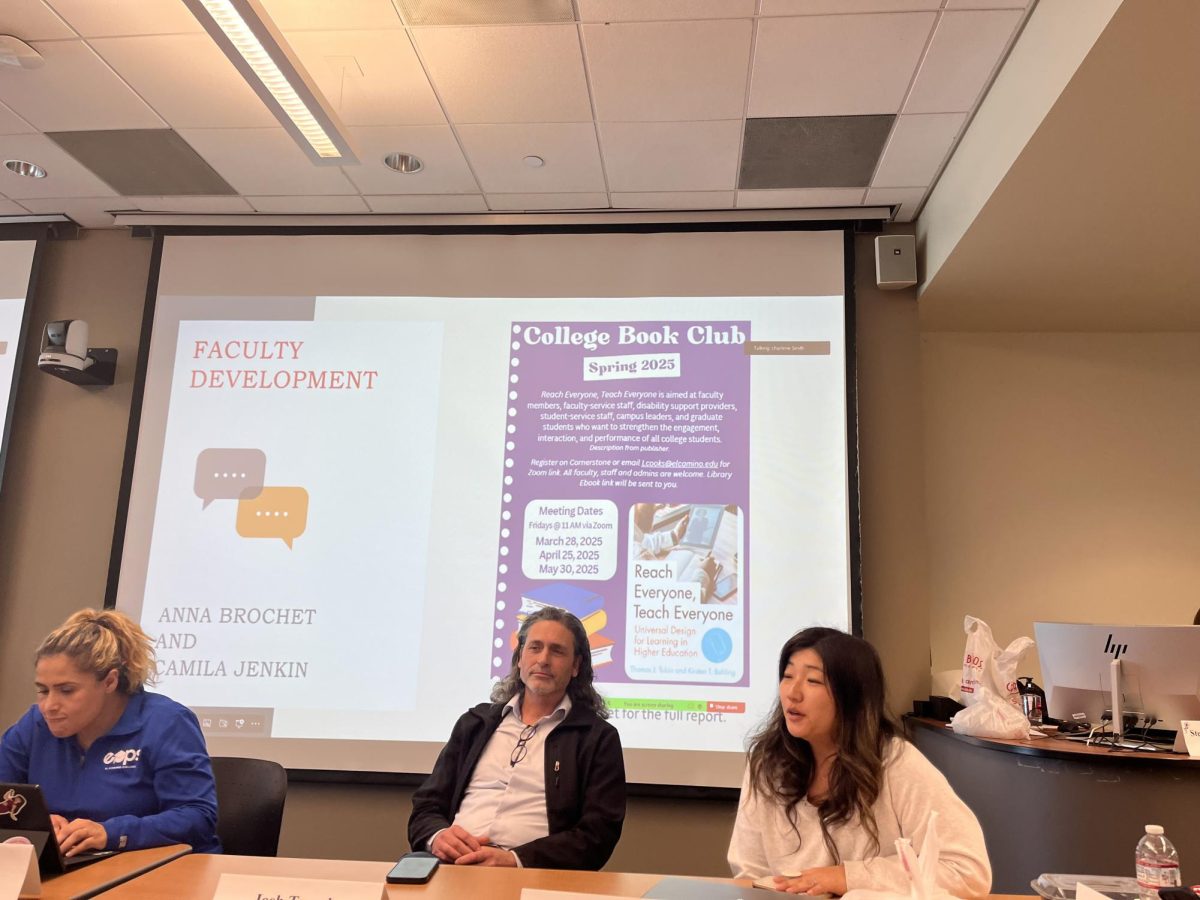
0, 783, 114, 875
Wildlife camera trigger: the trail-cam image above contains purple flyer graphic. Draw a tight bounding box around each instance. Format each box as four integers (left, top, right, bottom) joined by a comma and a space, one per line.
493, 321, 751, 686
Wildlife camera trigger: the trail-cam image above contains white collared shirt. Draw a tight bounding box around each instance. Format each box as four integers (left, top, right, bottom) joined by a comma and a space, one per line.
450, 694, 571, 858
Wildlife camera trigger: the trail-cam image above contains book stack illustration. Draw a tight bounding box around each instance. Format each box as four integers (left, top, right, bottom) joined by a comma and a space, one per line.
513, 582, 614, 668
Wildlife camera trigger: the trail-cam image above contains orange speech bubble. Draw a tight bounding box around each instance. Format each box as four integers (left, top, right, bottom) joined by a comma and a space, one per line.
235, 487, 308, 549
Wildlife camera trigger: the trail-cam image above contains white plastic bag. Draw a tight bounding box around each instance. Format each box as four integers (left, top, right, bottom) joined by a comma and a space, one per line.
841, 811, 956, 900
950, 615, 1033, 739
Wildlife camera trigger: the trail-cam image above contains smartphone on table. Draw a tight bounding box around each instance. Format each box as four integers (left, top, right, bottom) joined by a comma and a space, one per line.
386, 852, 440, 884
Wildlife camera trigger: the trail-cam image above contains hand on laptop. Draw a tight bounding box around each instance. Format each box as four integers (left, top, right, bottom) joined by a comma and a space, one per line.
55, 817, 107, 857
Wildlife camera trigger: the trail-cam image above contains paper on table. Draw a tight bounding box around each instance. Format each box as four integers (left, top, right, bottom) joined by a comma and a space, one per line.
213, 872, 385, 900
0, 842, 39, 900
1180, 720, 1200, 758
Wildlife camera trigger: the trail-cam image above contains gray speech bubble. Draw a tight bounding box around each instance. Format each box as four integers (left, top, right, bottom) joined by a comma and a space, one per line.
194, 448, 267, 509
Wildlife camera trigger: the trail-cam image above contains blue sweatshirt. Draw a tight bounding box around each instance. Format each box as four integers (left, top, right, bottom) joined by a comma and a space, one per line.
0, 691, 221, 853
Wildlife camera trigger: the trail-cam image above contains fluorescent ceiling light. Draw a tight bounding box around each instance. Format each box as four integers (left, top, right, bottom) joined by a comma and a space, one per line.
181, 0, 357, 165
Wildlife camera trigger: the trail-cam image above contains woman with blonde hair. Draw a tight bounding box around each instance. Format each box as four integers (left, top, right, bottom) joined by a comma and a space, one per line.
0, 608, 220, 855
728, 628, 989, 896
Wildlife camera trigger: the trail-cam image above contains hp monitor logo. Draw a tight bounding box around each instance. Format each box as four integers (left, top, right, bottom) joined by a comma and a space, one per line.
1103, 633, 1129, 660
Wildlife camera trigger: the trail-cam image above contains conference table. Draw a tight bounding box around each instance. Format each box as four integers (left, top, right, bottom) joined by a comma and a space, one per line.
88, 854, 1034, 899
38, 844, 189, 899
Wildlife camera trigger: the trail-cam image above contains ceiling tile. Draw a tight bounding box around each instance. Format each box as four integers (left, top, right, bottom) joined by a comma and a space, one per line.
583, 20, 752, 122
945, 0, 1028, 8
0, 102, 35, 136
283, 30, 445, 127
457, 123, 605, 193
735, 188, 866, 208
904, 10, 1024, 114
0, 200, 30, 215
0, 133, 117, 199
364, 194, 488, 213
341, 126, 479, 194
740, 115, 894, 189
48, 129, 237, 195
486, 192, 609, 210
611, 191, 734, 209
248, 196, 371, 214
177, 127, 359, 196
871, 112, 965, 187
412, 25, 592, 124
89, 35, 278, 129
45, 0, 203, 36
750, 13, 936, 117
17, 197, 116, 227
257, 0, 404, 30
600, 120, 742, 192
864, 186, 926, 221
579, 1, 755, 22
0, 0, 74, 40
0, 40, 165, 132
762, 0, 940, 12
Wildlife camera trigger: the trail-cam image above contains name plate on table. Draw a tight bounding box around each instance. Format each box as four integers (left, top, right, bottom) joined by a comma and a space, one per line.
213, 873, 386, 900
0, 842, 40, 899
1182, 720, 1200, 757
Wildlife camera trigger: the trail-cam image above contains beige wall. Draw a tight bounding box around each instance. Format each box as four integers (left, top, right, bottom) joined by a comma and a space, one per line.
0, 230, 151, 727
0, 229, 927, 870
922, 332, 1200, 680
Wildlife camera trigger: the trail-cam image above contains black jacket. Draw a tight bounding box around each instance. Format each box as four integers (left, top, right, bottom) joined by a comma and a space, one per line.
407, 699, 626, 870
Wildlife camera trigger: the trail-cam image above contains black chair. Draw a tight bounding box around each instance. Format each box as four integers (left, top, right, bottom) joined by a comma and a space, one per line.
211, 756, 288, 856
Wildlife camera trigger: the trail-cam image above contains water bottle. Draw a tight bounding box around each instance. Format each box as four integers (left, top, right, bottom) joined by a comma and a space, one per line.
1135, 824, 1181, 900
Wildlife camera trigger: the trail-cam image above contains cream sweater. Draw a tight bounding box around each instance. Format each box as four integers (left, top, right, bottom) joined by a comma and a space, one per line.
727, 738, 991, 897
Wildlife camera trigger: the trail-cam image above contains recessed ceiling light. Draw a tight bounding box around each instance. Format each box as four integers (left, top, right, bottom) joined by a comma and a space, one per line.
523, 155, 545, 168
5, 159, 46, 178
384, 152, 423, 174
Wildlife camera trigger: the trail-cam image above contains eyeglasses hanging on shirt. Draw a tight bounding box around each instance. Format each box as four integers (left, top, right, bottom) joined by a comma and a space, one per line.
510, 723, 538, 767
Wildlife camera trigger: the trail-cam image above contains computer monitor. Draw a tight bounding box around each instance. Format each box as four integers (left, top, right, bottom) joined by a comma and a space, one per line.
1034, 622, 1200, 752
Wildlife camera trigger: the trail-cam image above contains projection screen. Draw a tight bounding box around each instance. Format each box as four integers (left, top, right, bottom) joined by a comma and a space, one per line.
0, 238, 39, 497
112, 227, 858, 788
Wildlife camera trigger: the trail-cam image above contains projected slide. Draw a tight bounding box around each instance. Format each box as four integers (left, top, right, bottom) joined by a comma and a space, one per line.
114, 230, 851, 786
0, 238, 38, 494
140, 320, 441, 719
0, 298, 23, 414
497, 322, 751, 691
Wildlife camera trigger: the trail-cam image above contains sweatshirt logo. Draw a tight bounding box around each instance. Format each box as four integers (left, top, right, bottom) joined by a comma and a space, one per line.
0, 788, 27, 821
103, 747, 143, 768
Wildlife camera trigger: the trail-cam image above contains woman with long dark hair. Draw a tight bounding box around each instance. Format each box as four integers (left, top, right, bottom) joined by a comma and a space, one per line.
728, 628, 990, 896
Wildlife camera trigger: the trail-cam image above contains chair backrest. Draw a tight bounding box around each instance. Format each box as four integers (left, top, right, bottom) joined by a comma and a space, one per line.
211, 756, 288, 856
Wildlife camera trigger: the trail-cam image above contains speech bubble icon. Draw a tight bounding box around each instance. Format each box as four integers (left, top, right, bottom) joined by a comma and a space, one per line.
236, 486, 308, 549
195, 448, 266, 509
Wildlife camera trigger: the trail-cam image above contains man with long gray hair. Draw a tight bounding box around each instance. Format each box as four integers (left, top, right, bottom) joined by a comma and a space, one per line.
408, 607, 625, 870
